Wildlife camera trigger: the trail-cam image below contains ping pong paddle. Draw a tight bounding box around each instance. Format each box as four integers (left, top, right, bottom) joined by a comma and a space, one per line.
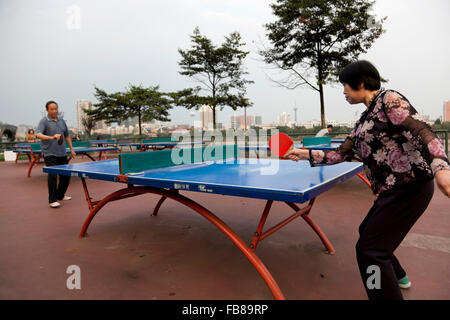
57, 135, 64, 145
269, 133, 294, 158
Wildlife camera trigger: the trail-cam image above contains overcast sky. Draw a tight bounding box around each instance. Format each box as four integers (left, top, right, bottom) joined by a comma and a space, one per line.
1, 0, 449, 128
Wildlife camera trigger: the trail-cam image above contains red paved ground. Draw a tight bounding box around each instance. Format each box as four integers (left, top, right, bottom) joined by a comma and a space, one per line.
0, 155, 449, 300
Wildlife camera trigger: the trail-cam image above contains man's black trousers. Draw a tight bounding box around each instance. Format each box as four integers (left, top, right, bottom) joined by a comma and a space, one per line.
44, 156, 71, 203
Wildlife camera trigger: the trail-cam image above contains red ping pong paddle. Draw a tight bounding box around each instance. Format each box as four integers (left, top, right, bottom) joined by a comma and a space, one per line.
269, 133, 294, 158
58, 135, 64, 145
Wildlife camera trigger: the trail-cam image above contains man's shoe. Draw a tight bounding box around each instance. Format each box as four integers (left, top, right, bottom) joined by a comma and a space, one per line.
398, 275, 411, 289
62, 196, 72, 201
49, 202, 61, 208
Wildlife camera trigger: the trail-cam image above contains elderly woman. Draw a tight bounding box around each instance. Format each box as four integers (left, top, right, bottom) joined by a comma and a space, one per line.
285, 60, 450, 300
25, 129, 37, 142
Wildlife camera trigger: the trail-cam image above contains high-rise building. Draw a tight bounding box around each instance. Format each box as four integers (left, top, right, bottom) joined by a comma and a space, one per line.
231, 116, 240, 130
76, 99, 93, 133
246, 116, 254, 129
200, 105, 214, 130
278, 112, 291, 125
444, 101, 450, 122
123, 116, 138, 127
230, 115, 254, 130
95, 120, 105, 130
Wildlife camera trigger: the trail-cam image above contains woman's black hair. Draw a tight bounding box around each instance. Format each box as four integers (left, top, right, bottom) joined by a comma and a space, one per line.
339, 60, 381, 91
45, 100, 58, 110
28, 129, 34, 134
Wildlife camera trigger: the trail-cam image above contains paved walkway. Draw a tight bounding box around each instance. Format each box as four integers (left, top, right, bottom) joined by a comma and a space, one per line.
0, 157, 448, 299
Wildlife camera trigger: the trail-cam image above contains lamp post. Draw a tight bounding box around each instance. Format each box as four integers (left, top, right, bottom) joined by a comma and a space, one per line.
244, 99, 249, 131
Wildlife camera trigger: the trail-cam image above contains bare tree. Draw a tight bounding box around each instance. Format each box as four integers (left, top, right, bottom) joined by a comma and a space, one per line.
81, 112, 97, 138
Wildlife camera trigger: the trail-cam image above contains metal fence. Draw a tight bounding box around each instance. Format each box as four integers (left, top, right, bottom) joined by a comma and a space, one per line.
262, 130, 450, 158
1, 130, 449, 158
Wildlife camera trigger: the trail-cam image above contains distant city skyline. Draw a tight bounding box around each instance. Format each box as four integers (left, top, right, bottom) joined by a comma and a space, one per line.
1, 0, 449, 129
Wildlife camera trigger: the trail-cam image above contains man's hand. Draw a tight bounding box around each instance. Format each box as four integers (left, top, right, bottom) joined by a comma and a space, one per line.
53, 134, 61, 140
70, 149, 76, 158
435, 169, 450, 198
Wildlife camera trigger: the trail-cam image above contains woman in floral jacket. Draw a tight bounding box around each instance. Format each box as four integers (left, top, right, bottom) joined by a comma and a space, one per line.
286, 60, 450, 300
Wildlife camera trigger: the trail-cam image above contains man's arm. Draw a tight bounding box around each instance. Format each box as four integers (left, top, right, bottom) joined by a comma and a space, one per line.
36, 119, 60, 141
36, 133, 60, 141
65, 135, 76, 156
63, 121, 76, 156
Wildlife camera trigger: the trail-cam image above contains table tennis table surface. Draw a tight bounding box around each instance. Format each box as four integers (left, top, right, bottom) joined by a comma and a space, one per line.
44, 158, 363, 203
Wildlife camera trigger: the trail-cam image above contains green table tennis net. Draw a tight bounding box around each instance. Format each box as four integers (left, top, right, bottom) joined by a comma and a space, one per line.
67, 141, 91, 148
119, 144, 238, 175
302, 136, 331, 146
29, 143, 41, 151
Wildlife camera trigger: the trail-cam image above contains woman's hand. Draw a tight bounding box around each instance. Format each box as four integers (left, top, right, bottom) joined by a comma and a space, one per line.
435, 169, 450, 198
284, 148, 308, 162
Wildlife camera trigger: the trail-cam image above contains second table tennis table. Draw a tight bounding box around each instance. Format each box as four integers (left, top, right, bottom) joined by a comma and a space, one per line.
240, 142, 343, 160
118, 141, 205, 152
13, 146, 119, 177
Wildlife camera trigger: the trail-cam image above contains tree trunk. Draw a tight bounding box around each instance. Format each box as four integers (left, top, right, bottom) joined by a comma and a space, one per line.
212, 105, 216, 130
317, 50, 326, 129
138, 109, 142, 138
212, 84, 217, 130
319, 83, 325, 128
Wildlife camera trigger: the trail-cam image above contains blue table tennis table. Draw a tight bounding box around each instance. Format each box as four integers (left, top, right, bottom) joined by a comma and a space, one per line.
13, 146, 119, 177
89, 140, 118, 147
43, 145, 369, 299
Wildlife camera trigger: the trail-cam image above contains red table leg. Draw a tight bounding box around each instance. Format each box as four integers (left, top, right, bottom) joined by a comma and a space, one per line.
250, 200, 273, 250
285, 201, 335, 255
356, 173, 371, 189
78, 183, 285, 300
27, 154, 41, 178
248, 198, 335, 254
97, 151, 107, 160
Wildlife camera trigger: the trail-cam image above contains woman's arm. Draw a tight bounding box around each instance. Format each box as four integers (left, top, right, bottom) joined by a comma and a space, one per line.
435, 170, 450, 197
383, 91, 450, 196
285, 133, 356, 165
383, 91, 449, 173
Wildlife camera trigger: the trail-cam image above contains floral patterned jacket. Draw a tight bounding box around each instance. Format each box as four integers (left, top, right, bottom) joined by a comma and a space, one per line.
309, 89, 450, 195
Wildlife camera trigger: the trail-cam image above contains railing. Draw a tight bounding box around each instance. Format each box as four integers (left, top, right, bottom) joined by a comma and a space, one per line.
287, 131, 350, 142
436, 130, 449, 157
1, 130, 449, 158
278, 130, 449, 157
